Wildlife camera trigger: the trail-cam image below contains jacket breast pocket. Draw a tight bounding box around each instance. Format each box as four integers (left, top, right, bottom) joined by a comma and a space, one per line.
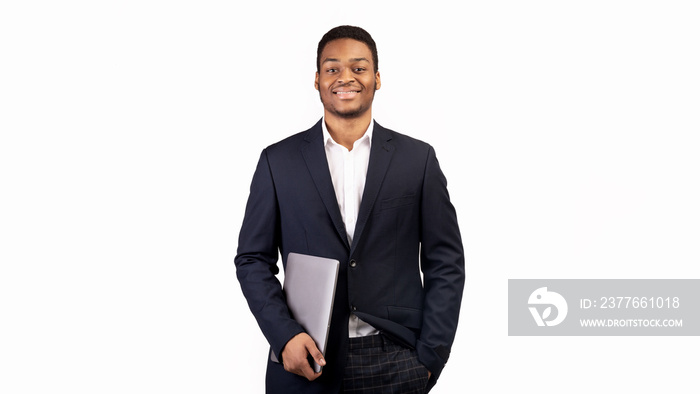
380, 194, 416, 211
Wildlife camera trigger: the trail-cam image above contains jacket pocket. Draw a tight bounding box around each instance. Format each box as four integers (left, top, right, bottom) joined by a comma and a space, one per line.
380, 194, 416, 210
387, 306, 423, 329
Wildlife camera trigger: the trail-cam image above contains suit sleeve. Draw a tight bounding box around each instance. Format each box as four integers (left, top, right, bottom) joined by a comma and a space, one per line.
416, 146, 466, 382
234, 149, 305, 361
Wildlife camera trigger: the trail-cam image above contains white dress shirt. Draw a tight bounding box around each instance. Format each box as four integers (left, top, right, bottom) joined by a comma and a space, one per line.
322, 118, 380, 338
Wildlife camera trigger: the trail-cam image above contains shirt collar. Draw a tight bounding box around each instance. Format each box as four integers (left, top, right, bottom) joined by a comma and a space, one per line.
322, 117, 374, 149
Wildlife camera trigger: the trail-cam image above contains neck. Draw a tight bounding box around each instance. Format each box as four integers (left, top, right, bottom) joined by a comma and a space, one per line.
324, 110, 372, 151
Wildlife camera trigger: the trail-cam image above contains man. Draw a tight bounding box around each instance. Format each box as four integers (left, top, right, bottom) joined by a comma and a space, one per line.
235, 25, 465, 393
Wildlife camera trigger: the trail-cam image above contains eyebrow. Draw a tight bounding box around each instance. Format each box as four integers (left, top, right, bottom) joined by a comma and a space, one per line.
322, 57, 370, 64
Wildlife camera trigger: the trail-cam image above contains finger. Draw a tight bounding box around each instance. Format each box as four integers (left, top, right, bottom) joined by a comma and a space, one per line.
283, 359, 319, 381
298, 360, 322, 381
305, 342, 326, 368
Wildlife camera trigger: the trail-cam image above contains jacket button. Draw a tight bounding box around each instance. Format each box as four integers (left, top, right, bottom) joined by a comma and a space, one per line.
349, 259, 357, 268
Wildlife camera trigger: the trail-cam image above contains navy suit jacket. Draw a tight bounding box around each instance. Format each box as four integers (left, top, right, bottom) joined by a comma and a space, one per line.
235, 119, 465, 393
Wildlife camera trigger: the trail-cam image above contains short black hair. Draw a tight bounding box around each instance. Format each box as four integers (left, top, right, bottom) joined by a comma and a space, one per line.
316, 25, 379, 73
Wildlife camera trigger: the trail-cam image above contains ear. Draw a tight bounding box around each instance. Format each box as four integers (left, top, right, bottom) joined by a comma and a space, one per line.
375, 71, 381, 90
314, 72, 319, 90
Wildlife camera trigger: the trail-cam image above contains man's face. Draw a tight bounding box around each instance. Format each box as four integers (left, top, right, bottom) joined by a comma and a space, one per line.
315, 38, 381, 119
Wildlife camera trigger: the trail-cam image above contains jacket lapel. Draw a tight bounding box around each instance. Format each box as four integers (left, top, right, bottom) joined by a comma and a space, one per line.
351, 122, 394, 254
301, 120, 350, 250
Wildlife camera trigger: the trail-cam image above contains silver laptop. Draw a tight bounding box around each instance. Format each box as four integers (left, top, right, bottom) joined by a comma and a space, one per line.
270, 252, 340, 373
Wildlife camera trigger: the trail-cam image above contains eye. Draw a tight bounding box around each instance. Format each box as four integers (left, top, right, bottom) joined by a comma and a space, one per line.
354, 67, 366, 73
327, 68, 338, 73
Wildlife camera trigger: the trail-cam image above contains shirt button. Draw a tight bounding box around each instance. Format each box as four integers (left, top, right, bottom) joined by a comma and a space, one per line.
349, 259, 357, 268
352, 305, 357, 311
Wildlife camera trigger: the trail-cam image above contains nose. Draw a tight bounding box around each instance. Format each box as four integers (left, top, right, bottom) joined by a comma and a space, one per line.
338, 67, 355, 83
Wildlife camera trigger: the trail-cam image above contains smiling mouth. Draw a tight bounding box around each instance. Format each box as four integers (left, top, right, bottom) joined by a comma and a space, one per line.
333, 90, 360, 98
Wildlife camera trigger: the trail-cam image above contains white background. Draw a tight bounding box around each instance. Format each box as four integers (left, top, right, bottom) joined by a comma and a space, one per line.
1, 1, 699, 393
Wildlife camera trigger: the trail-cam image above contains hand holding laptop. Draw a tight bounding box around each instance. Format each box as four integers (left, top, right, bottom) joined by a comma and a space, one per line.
281, 332, 326, 381
271, 252, 339, 377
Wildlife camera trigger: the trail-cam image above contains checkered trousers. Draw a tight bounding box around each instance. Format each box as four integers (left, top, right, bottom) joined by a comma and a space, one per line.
342, 334, 430, 393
